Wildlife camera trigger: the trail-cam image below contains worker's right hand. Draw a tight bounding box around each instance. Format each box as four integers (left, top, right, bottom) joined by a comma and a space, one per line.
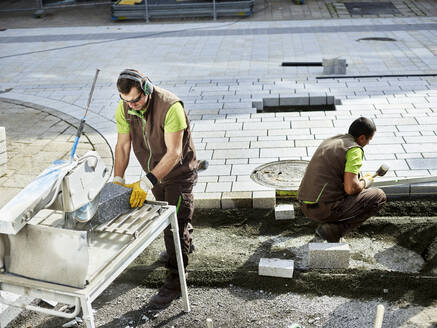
124, 181, 147, 208
360, 175, 374, 189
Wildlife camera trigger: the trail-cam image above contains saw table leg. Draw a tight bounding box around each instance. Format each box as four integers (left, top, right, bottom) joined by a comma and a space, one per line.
80, 296, 96, 328
170, 211, 191, 312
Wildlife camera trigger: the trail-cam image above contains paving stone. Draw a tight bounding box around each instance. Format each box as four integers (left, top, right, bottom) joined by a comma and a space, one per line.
252, 190, 276, 209
407, 158, 437, 170
93, 183, 133, 225
193, 192, 221, 208
308, 242, 350, 269
379, 184, 410, 199
213, 149, 259, 160
258, 258, 294, 278
206, 182, 232, 193
275, 204, 295, 220
410, 182, 437, 196
221, 191, 252, 209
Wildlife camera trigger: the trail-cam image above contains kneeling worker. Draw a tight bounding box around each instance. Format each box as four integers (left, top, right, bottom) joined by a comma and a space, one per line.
112, 69, 197, 308
298, 117, 386, 242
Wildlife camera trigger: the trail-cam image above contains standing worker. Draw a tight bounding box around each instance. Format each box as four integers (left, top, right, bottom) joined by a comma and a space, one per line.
298, 117, 386, 242
112, 69, 197, 308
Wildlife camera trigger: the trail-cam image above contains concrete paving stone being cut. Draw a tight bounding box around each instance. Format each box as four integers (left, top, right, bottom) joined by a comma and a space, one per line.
93, 183, 133, 225
258, 258, 294, 278
275, 204, 295, 220
308, 243, 350, 269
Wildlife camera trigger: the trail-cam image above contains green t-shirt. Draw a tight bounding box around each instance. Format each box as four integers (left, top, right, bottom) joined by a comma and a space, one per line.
344, 147, 363, 175
115, 100, 187, 134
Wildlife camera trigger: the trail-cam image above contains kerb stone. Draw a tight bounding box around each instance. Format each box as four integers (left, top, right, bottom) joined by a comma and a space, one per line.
275, 204, 295, 220
308, 242, 350, 269
252, 190, 276, 208
221, 192, 252, 209
258, 258, 294, 278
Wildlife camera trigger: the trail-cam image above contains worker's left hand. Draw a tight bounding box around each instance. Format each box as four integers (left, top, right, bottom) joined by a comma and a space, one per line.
125, 181, 147, 208
360, 175, 374, 189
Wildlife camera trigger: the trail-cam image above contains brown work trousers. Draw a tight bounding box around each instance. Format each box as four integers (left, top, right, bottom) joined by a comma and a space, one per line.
301, 188, 387, 239
152, 176, 195, 273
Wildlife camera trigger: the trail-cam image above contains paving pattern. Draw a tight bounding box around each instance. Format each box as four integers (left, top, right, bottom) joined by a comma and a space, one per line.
0, 11, 437, 208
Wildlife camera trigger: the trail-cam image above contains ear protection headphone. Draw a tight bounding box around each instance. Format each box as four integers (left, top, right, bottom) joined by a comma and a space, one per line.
118, 69, 154, 96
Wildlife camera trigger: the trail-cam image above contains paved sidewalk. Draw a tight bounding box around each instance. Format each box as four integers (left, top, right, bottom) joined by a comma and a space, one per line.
0, 99, 113, 207
0, 13, 437, 208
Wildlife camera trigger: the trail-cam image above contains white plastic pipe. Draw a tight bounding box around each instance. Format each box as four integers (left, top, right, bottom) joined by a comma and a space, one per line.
374, 304, 385, 328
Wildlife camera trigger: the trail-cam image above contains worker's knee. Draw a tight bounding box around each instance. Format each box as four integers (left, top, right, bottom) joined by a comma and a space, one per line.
367, 188, 387, 209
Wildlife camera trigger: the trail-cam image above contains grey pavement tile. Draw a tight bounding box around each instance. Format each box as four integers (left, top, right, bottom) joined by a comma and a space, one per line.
213, 148, 259, 160
219, 176, 237, 182
407, 158, 437, 169
231, 163, 262, 176
260, 147, 307, 158
206, 141, 249, 150
249, 157, 279, 164
206, 182, 232, 193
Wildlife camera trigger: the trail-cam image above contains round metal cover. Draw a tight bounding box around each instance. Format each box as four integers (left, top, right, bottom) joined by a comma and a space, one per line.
250, 160, 309, 191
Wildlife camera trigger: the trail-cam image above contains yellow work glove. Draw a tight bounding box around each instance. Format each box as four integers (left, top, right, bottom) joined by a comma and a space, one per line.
125, 181, 147, 208
360, 174, 374, 189
113, 176, 147, 208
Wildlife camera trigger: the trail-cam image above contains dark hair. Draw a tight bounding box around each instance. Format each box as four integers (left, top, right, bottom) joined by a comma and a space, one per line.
348, 117, 376, 138
117, 69, 143, 95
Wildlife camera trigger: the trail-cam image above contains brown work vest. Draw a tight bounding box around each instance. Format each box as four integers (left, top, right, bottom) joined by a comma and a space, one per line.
298, 134, 362, 203
123, 86, 197, 184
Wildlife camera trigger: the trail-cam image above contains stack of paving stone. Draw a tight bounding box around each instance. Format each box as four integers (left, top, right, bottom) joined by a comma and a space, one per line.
112, 0, 254, 20
0, 127, 6, 178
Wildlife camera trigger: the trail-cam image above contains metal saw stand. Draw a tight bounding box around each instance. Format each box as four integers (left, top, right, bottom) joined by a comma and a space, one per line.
0, 203, 190, 328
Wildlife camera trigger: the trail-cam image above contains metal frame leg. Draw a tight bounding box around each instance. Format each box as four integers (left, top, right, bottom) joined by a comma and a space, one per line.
170, 211, 190, 312
80, 296, 96, 328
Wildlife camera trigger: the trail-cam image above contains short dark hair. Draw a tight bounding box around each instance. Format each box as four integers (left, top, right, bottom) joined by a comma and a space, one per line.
117, 69, 143, 95
348, 117, 376, 138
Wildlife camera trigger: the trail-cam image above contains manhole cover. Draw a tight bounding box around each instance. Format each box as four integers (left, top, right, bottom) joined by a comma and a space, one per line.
250, 160, 309, 191
344, 2, 400, 15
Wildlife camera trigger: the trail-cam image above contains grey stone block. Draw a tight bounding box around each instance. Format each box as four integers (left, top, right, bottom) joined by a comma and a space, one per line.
94, 183, 133, 225
308, 242, 350, 269
275, 204, 295, 220
380, 184, 410, 199
258, 258, 294, 278
221, 192, 252, 209
410, 182, 437, 197
280, 96, 309, 106
253, 191, 276, 209
323, 58, 347, 75
263, 98, 279, 107
309, 96, 327, 105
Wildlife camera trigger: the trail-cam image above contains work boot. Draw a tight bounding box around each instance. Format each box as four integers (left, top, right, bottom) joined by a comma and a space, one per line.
149, 273, 184, 309
315, 224, 341, 243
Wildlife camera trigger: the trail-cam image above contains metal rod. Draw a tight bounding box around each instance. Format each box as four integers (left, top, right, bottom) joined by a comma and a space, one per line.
144, 0, 149, 23
70, 69, 100, 160
0, 295, 81, 319
213, 0, 216, 20
171, 211, 190, 312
